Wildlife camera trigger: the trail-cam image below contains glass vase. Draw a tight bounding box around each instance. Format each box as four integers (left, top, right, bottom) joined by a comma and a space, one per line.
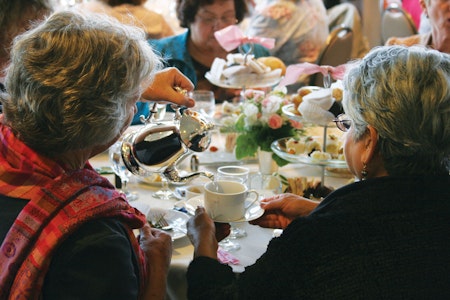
257, 148, 279, 175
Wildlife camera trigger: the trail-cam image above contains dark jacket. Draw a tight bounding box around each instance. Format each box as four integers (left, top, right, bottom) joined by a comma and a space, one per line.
187, 175, 450, 299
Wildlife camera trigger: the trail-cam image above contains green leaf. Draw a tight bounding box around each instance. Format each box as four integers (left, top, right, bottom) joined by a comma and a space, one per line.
273, 152, 289, 167
234, 115, 246, 131
235, 133, 258, 160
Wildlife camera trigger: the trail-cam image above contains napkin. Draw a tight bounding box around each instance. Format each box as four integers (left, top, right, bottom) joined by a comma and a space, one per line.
217, 247, 240, 265
298, 89, 336, 126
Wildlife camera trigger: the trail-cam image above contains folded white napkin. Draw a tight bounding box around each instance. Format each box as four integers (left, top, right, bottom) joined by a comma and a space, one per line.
298, 89, 335, 126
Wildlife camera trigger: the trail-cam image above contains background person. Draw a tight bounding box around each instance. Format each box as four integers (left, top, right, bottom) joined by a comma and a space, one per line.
77, 0, 175, 39
149, 0, 271, 104
0, 10, 194, 299
0, 0, 52, 93
246, 0, 329, 67
386, 0, 450, 54
186, 45, 450, 299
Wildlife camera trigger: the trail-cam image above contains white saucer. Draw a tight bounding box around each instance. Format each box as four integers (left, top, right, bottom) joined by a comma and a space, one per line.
185, 195, 265, 223
205, 71, 281, 89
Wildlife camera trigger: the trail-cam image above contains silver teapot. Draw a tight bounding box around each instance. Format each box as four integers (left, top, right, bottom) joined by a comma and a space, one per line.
121, 107, 215, 184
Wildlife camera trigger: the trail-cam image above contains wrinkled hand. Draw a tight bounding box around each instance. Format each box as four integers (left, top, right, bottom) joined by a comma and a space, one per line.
187, 207, 230, 259
141, 67, 195, 108
249, 193, 319, 229
139, 223, 172, 299
139, 223, 172, 273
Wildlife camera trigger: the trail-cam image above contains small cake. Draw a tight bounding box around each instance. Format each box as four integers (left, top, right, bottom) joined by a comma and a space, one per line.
304, 136, 321, 154
290, 87, 314, 115
221, 101, 240, 115
331, 80, 344, 101
332, 87, 343, 101
337, 153, 346, 161
286, 137, 306, 154
325, 134, 341, 157
310, 150, 332, 161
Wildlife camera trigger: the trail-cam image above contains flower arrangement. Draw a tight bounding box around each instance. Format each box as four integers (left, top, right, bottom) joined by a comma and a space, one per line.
221, 87, 304, 166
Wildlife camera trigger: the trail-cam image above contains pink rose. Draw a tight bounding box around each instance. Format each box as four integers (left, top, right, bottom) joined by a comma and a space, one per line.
290, 119, 303, 129
267, 114, 283, 129
244, 89, 265, 101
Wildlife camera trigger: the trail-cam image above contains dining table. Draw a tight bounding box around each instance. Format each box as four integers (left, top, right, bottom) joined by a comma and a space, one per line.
89, 125, 352, 300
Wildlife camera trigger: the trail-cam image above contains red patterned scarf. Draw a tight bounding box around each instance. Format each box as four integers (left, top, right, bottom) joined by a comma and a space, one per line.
0, 124, 148, 299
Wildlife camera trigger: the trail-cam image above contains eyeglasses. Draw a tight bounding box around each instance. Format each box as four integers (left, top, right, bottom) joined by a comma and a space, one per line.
333, 114, 352, 132
196, 14, 238, 28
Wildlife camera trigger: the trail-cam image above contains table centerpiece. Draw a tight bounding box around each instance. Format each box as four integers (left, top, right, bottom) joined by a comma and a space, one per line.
220, 87, 305, 170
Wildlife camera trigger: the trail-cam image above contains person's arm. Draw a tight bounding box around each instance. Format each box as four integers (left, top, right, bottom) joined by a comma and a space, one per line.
186, 205, 308, 299
249, 193, 319, 229
139, 224, 173, 300
141, 67, 195, 108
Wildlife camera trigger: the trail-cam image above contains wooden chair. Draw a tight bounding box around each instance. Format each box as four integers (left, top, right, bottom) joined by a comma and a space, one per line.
309, 25, 354, 87
381, 2, 417, 44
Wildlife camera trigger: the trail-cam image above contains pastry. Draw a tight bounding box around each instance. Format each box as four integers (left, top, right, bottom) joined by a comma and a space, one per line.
209, 53, 282, 87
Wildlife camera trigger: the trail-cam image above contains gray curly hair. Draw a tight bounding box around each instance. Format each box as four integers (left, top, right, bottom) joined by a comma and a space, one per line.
343, 45, 450, 176
2, 10, 162, 156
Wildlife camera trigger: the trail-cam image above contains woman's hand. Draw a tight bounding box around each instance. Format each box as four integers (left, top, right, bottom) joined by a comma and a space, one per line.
141, 67, 195, 108
187, 207, 230, 259
249, 193, 319, 229
139, 223, 173, 300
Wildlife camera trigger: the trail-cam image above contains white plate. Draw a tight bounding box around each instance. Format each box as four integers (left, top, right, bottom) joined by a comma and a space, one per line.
271, 137, 348, 168
282, 104, 338, 127
282, 104, 305, 123
205, 71, 281, 89
147, 207, 189, 241
184, 195, 265, 223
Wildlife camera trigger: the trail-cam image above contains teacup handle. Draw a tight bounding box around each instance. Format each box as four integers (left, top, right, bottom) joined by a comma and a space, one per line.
245, 189, 260, 209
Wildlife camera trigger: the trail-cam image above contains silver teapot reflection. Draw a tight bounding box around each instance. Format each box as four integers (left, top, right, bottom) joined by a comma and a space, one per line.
121, 107, 214, 184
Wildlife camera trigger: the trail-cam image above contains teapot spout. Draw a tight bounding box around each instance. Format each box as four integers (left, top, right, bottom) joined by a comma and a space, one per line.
163, 164, 214, 184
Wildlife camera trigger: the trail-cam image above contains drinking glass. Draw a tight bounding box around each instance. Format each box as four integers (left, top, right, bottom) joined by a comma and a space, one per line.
109, 141, 139, 201
189, 90, 215, 120
215, 166, 251, 251
152, 176, 177, 200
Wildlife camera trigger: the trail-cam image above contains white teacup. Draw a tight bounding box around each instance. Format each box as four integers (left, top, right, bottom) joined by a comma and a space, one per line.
203, 180, 259, 222
185, 184, 204, 200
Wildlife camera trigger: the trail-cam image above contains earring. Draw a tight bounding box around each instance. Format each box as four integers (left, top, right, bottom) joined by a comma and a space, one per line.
361, 163, 368, 180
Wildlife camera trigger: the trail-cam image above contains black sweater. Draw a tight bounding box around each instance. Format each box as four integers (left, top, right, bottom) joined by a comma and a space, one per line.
187, 175, 450, 299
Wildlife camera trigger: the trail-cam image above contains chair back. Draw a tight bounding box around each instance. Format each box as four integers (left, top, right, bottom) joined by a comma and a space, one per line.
310, 25, 353, 87
327, 2, 368, 59
381, 2, 417, 44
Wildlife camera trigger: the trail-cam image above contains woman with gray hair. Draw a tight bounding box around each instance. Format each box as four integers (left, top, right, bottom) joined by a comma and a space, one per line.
0, 10, 194, 299
186, 45, 450, 298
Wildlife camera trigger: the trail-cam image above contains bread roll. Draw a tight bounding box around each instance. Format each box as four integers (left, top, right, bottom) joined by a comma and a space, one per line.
256, 56, 286, 75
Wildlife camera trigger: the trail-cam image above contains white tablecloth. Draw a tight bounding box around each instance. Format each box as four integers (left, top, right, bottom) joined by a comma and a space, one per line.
89, 128, 351, 300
